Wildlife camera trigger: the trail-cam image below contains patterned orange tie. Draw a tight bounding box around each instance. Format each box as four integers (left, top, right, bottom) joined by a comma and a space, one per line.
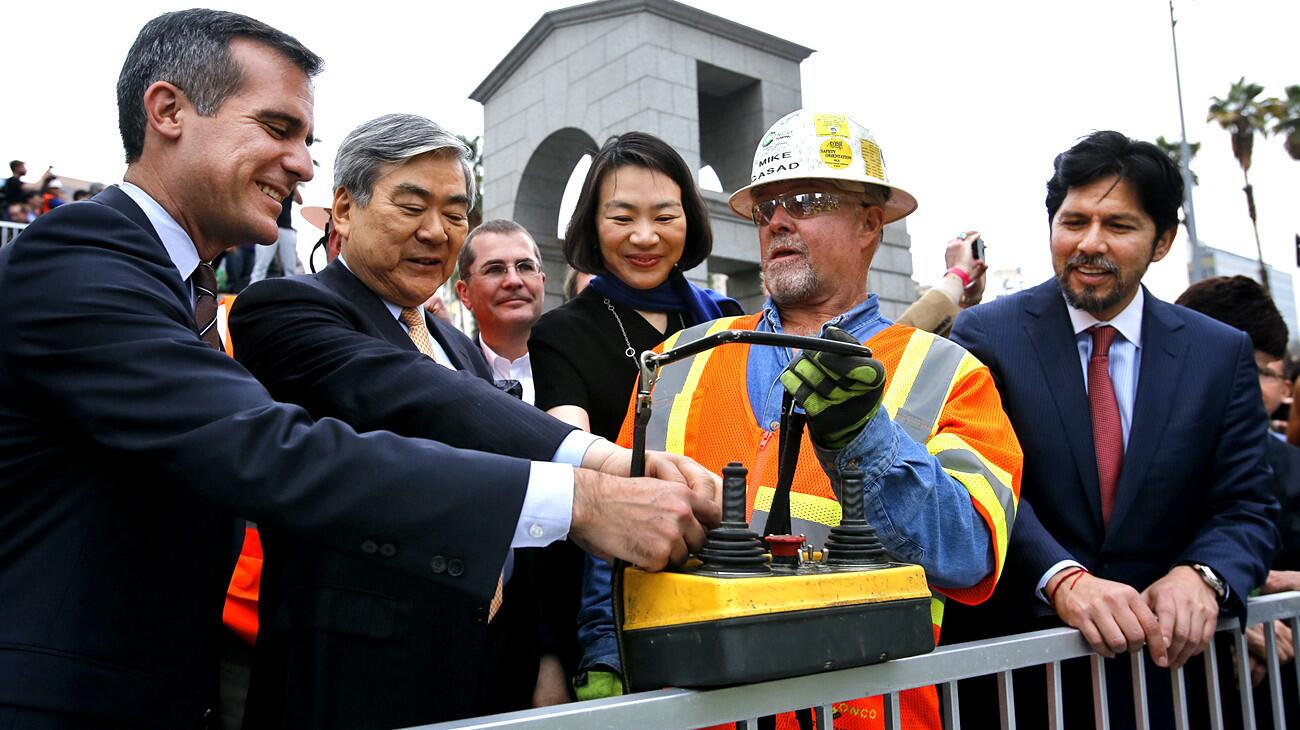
1088, 325, 1124, 526
399, 306, 505, 620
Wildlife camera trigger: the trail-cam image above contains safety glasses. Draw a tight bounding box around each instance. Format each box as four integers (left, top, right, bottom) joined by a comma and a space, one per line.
750, 191, 860, 226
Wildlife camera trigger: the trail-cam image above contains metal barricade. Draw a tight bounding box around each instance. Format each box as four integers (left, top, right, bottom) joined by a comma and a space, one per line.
414, 592, 1300, 730
0, 220, 26, 247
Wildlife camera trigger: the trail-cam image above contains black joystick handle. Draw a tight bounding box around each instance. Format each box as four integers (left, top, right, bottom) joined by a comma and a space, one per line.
721, 462, 748, 525
824, 467, 889, 567
697, 462, 770, 574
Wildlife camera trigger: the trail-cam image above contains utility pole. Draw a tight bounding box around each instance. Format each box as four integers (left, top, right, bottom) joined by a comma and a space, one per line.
1170, 1, 1204, 282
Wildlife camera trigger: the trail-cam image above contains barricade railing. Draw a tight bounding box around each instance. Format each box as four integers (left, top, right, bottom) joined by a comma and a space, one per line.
415, 591, 1300, 730
0, 221, 26, 247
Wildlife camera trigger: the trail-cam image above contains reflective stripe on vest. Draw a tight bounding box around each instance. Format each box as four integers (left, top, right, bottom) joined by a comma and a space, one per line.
644, 317, 743, 454
877, 332, 1018, 574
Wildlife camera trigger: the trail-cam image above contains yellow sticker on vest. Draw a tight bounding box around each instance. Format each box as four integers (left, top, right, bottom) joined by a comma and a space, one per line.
820, 137, 853, 169
861, 138, 886, 180
813, 114, 849, 137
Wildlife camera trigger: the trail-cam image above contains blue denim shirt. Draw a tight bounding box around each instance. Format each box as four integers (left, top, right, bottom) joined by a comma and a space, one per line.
577, 294, 995, 674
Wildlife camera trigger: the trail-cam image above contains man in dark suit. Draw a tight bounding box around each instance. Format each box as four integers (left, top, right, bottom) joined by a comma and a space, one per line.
0, 12, 719, 729
231, 113, 576, 727
945, 131, 1277, 728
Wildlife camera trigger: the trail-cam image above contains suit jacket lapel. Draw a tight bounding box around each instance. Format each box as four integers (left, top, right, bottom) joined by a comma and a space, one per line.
427, 316, 468, 370
1024, 280, 1105, 532
1105, 289, 1186, 540
94, 186, 165, 248
316, 260, 420, 353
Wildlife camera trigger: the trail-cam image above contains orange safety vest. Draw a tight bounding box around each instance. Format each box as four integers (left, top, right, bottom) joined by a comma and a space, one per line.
216, 293, 262, 645
618, 314, 1022, 730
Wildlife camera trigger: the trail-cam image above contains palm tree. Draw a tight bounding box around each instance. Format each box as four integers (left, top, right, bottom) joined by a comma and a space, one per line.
1155, 135, 1200, 184
1207, 78, 1271, 294
1154, 136, 1201, 244
1263, 85, 1300, 162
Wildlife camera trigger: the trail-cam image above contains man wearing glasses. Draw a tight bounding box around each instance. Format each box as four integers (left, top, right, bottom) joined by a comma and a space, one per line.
584, 110, 1022, 727
455, 220, 547, 405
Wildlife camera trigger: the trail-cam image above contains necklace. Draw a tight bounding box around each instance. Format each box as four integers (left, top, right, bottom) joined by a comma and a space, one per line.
604, 298, 686, 364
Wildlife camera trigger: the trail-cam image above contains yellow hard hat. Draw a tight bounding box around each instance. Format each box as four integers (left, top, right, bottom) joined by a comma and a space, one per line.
728, 110, 918, 224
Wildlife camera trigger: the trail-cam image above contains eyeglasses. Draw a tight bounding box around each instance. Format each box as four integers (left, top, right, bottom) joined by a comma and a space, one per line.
751, 191, 864, 226
472, 260, 543, 281
1258, 367, 1287, 382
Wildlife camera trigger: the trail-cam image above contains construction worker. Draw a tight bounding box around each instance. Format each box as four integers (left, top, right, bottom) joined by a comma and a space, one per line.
578, 110, 1022, 729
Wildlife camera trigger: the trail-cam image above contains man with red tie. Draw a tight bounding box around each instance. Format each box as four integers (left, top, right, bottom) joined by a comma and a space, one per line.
944, 130, 1277, 729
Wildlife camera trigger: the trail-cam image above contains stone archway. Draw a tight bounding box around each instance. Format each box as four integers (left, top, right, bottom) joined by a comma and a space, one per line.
514, 127, 597, 309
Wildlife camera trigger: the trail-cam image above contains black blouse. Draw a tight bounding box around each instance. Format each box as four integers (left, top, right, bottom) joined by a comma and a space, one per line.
530, 286, 744, 441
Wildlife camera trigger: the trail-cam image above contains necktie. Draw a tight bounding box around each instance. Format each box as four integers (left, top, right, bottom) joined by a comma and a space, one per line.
1088, 325, 1124, 526
400, 306, 505, 620
191, 262, 223, 351
495, 379, 524, 400
398, 307, 438, 360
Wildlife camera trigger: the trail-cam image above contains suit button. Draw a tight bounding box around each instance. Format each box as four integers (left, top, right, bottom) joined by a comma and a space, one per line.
361, 540, 378, 555
431, 555, 447, 573
379, 543, 397, 557
448, 558, 465, 577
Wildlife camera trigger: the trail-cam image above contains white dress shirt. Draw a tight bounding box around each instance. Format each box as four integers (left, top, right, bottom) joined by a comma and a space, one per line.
1038, 289, 1145, 602
121, 183, 598, 549
479, 338, 535, 406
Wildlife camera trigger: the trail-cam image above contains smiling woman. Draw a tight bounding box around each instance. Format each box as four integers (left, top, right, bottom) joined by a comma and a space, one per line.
529, 132, 741, 440
526, 132, 742, 696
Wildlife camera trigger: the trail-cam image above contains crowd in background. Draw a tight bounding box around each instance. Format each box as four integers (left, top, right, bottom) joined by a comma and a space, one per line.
1, 160, 105, 223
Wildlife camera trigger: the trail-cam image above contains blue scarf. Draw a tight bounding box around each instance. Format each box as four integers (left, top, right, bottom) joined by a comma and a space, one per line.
588, 268, 739, 327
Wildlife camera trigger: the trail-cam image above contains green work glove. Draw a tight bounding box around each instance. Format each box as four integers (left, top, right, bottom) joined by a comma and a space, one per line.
573, 669, 624, 702
779, 326, 887, 450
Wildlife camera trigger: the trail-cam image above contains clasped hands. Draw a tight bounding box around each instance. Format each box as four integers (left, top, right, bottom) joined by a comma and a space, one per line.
1048, 565, 1219, 669
569, 440, 722, 572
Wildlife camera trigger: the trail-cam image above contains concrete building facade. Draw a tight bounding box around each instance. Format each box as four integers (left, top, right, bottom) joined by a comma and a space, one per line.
471, 0, 915, 315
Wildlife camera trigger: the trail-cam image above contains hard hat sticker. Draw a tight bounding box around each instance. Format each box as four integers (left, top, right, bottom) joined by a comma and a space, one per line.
860, 138, 886, 180
761, 128, 793, 149
820, 138, 853, 170
813, 114, 850, 138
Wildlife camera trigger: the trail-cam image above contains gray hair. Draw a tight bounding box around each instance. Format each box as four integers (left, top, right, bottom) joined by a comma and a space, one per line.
457, 219, 540, 281
117, 9, 323, 163
334, 114, 475, 210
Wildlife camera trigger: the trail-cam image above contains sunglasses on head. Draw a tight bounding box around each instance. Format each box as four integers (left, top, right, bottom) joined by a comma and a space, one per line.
750, 191, 866, 226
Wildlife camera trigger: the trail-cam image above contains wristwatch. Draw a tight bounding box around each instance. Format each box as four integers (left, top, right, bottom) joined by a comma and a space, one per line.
1189, 563, 1227, 601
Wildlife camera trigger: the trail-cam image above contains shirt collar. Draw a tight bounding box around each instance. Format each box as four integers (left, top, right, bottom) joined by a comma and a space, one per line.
119, 181, 201, 281
760, 293, 886, 337
479, 337, 530, 372
1066, 285, 1144, 348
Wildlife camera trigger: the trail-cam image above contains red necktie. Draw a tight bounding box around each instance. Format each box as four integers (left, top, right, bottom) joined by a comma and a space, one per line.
1088, 325, 1123, 526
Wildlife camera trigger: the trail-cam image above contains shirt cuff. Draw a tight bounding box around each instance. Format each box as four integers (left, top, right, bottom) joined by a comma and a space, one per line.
514, 461, 574, 548
1037, 559, 1086, 604
553, 430, 602, 467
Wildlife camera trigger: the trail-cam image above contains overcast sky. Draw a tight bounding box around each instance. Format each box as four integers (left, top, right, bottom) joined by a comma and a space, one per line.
5, 0, 1297, 311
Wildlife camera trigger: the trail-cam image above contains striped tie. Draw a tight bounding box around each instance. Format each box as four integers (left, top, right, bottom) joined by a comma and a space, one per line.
191, 262, 223, 350
399, 306, 505, 620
